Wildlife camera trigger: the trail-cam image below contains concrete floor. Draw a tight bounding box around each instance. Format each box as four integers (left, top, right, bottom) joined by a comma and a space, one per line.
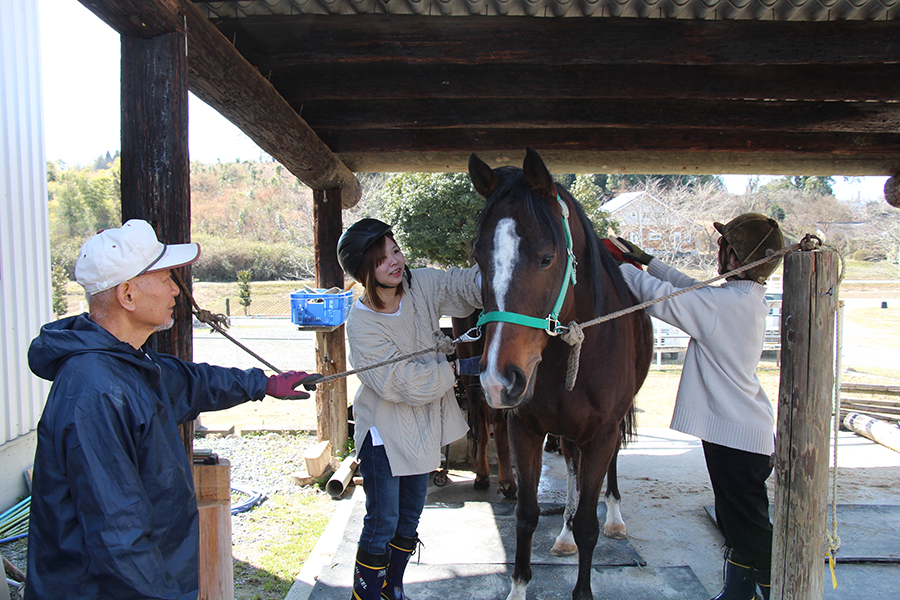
287, 427, 900, 600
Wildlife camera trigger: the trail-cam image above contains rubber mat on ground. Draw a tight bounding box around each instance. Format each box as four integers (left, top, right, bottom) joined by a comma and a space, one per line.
705, 504, 900, 563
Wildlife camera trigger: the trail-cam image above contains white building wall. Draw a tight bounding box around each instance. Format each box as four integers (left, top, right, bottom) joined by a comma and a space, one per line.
1, 0, 52, 510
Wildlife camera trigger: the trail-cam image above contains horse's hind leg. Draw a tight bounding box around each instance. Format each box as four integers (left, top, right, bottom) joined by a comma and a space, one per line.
505, 418, 543, 600
493, 409, 516, 499
603, 440, 627, 540
551, 439, 579, 557
471, 390, 492, 490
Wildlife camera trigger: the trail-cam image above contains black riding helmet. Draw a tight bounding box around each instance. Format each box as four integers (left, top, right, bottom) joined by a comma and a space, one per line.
337, 218, 394, 282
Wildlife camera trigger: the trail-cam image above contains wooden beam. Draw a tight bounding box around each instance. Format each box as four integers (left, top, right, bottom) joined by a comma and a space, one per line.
313, 189, 348, 452
337, 148, 900, 177
272, 63, 900, 103
298, 98, 900, 134
326, 126, 900, 175
219, 15, 900, 68
120, 30, 195, 453
78, 0, 361, 207
772, 248, 839, 600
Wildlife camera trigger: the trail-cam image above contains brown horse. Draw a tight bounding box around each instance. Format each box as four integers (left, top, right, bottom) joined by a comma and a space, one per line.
468, 149, 653, 600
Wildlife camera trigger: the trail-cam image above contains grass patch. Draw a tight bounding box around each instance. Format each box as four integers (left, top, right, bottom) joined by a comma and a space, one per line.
232, 492, 334, 600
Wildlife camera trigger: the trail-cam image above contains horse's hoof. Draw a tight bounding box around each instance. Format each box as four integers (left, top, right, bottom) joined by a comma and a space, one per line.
550, 542, 578, 557
603, 524, 627, 540
473, 477, 490, 490
499, 483, 517, 500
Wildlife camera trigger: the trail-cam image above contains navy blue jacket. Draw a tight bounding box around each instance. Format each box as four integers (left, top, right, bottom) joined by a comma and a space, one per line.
26, 314, 268, 600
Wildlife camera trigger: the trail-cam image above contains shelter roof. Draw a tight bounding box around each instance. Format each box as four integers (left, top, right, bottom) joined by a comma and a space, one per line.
197, 0, 898, 21
80, 1, 900, 207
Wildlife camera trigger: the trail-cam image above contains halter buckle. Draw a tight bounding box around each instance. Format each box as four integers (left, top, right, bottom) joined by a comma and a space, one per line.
452, 327, 483, 344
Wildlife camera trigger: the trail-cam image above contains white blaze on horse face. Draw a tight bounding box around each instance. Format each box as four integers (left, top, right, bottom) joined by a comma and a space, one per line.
481, 218, 519, 408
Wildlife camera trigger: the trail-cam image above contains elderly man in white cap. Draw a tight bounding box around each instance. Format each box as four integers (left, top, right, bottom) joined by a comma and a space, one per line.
26, 220, 319, 600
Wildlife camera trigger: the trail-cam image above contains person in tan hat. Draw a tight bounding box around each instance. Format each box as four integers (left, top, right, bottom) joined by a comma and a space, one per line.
26, 219, 320, 600
611, 214, 784, 600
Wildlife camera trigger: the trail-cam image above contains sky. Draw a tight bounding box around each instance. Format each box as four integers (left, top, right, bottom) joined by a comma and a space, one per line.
38, 0, 890, 203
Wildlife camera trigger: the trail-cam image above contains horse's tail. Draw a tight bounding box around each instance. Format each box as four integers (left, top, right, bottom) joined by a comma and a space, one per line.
620, 403, 637, 449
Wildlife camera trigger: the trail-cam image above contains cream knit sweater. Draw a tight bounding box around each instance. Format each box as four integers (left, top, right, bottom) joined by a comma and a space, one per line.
347, 266, 482, 476
620, 259, 775, 455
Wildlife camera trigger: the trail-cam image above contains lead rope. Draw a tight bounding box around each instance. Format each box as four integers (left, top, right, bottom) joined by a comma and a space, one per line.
557, 236, 817, 390
825, 245, 848, 590
827, 299, 844, 589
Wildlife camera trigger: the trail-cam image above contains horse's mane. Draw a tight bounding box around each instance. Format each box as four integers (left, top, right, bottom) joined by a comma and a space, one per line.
475, 167, 633, 318
557, 186, 634, 317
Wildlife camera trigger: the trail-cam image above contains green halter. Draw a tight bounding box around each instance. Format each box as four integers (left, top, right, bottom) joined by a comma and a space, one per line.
477, 195, 577, 336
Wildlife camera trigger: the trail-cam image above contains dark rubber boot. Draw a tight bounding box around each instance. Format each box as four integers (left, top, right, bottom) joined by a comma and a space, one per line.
381, 535, 419, 600
753, 569, 771, 600
709, 551, 756, 600
351, 547, 389, 600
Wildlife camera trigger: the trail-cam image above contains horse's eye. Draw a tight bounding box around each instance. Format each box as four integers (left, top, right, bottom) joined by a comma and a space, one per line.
540, 254, 554, 269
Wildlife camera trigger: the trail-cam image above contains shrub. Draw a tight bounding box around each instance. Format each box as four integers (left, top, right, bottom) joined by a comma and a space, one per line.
192, 233, 314, 281
851, 249, 883, 262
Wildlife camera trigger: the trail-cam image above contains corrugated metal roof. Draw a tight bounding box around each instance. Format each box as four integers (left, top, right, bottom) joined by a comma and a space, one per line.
198, 0, 900, 21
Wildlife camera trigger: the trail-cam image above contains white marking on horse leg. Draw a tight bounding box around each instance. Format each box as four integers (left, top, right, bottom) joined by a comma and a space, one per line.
506, 577, 528, 600
482, 218, 519, 408
551, 456, 579, 556
603, 494, 627, 540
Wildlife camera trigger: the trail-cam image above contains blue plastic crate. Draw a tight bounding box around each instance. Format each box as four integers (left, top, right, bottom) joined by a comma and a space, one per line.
290, 289, 353, 327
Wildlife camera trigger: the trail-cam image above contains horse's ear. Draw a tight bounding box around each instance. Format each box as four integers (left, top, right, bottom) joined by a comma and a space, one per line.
522, 147, 556, 199
468, 153, 498, 199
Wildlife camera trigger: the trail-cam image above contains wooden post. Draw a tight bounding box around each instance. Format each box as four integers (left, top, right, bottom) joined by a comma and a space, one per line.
120, 30, 194, 454
313, 188, 348, 453
772, 248, 839, 600
193, 460, 234, 600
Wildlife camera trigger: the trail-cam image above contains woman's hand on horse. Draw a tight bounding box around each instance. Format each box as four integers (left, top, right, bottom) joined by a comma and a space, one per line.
602, 238, 645, 269
617, 238, 654, 266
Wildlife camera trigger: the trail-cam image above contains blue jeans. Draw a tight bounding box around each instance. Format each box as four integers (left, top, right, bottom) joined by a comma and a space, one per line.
356, 432, 429, 555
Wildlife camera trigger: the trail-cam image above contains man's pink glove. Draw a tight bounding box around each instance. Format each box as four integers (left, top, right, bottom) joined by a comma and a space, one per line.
265, 371, 323, 399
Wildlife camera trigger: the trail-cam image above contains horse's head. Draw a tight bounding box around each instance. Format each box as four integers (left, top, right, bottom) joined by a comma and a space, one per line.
468, 148, 578, 409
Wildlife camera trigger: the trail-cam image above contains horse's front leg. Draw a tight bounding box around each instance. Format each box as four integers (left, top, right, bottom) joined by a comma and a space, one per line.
551, 438, 579, 557
571, 434, 620, 600
505, 416, 544, 600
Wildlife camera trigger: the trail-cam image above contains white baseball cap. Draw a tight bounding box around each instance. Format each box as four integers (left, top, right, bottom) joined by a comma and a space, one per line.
75, 219, 201, 295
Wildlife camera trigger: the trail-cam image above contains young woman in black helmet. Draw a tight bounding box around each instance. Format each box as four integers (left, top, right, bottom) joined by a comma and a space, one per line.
337, 218, 482, 600
612, 214, 785, 600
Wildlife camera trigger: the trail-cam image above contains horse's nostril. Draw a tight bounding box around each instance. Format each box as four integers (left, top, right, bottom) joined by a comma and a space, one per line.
506, 365, 527, 400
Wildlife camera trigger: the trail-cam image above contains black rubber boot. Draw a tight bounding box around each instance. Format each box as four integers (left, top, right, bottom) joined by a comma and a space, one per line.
381, 535, 419, 600
351, 547, 389, 600
753, 569, 771, 600
709, 551, 756, 600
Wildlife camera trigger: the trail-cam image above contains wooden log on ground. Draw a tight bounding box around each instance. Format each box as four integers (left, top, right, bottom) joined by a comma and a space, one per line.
772, 248, 838, 600
840, 383, 900, 396
304, 440, 333, 478
843, 413, 900, 454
